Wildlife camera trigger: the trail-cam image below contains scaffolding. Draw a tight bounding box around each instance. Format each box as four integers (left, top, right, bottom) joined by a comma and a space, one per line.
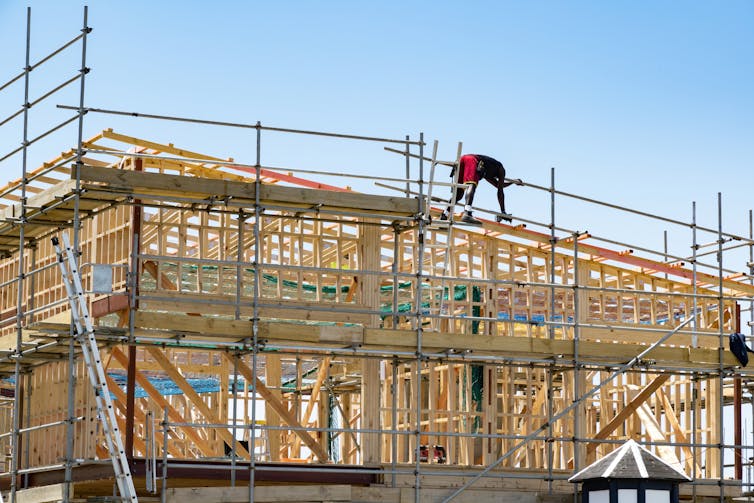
2, 6, 754, 503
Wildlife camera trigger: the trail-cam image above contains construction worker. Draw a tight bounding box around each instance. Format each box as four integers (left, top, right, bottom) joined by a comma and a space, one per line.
440, 154, 523, 225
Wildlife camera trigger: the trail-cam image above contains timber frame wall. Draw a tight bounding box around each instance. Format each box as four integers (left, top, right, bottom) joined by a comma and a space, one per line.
2, 8, 754, 503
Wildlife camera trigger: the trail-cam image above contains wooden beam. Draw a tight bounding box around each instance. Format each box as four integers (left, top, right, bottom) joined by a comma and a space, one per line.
220, 352, 329, 462
165, 484, 351, 503
229, 163, 350, 192
266, 354, 282, 460
78, 165, 419, 216
23, 315, 738, 370
146, 346, 250, 458
124, 311, 267, 339
109, 347, 219, 458
635, 402, 681, 466
656, 387, 701, 475
100, 129, 230, 163
580, 325, 718, 349
13, 483, 66, 503
138, 293, 372, 325
0, 132, 103, 195
0, 179, 76, 220
359, 219, 382, 463
292, 357, 331, 456
362, 329, 737, 369
105, 373, 182, 458
90, 294, 129, 319
585, 374, 670, 456
513, 382, 547, 466
142, 259, 177, 291
113, 403, 147, 457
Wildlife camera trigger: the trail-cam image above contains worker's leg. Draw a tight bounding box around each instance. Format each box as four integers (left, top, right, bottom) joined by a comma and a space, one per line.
494, 183, 512, 222
492, 178, 506, 213
484, 168, 512, 223
441, 186, 466, 220
461, 184, 482, 224
463, 183, 477, 207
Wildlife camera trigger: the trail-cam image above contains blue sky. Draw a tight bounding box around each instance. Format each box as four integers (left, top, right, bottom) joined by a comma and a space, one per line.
1, 1, 753, 274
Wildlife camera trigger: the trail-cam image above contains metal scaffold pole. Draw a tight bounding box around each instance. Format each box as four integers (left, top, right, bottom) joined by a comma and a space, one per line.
414, 132, 426, 503
67, 9, 91, 501
230, 353, 239, 486
10, 7, 32, 503
547, 167, 556, 494
572, 230, 582, 499
692, 202, 699, 348
749, 209, 754, 494
249, 120, 263, 503
691, 201, 699, 502
717, 193, 725, 503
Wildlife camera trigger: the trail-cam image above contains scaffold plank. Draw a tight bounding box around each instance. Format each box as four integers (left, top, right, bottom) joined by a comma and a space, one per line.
78, 165, 419, 216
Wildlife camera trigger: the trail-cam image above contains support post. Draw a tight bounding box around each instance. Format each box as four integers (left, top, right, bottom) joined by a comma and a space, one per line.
126, 157, 143, 463
266, 355, 282, 461
360, 218, 382, 463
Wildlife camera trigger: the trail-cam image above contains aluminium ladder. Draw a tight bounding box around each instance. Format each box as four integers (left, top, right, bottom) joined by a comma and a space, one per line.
426, 143, 464, 319
52, 232, 138, 503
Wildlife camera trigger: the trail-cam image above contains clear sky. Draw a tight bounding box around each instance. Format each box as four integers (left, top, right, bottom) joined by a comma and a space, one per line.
1, 1, 753, 275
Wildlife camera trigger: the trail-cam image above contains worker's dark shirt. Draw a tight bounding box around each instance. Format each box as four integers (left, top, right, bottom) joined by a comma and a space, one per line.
475, 155, 504, 177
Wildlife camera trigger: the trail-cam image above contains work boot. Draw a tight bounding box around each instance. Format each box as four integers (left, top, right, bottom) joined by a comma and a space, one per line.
461, 212, 482, 225
495, 212, 513, 223
439, 211, 449, 221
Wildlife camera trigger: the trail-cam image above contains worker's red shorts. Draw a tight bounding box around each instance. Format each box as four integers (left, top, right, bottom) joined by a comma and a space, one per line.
457, 154, 480, 184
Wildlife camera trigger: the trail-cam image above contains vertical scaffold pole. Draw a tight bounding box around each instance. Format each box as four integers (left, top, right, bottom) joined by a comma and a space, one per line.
692, 202, 698, 348
392, 224, 401, 329
546, 167, 556, 493
234, 206, 245, 488
691, 201, 699, 502
717, 192, 725, 502
413, 132, 426, 502
230, 353, 239, 486
64, 325, 76, 503
549, 167, 556, 340
236, 210, 245, 321
663, 230, 668, 280
23, 240, 37, 492
67, 9, 91, 501
72, 6, 89, 250
22, 372, 32, 490
390, 358, 398, 487
11, 7, 32, 503
249, 120, 262, 503
572, 230, 581, 487
405, 135, 411, 197
746, 210, 754, 492
232, 205, 245, 487
160, 406, 168, 503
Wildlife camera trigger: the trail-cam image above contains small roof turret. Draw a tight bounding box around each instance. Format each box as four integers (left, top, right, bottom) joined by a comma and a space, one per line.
569, 439, 691, 483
